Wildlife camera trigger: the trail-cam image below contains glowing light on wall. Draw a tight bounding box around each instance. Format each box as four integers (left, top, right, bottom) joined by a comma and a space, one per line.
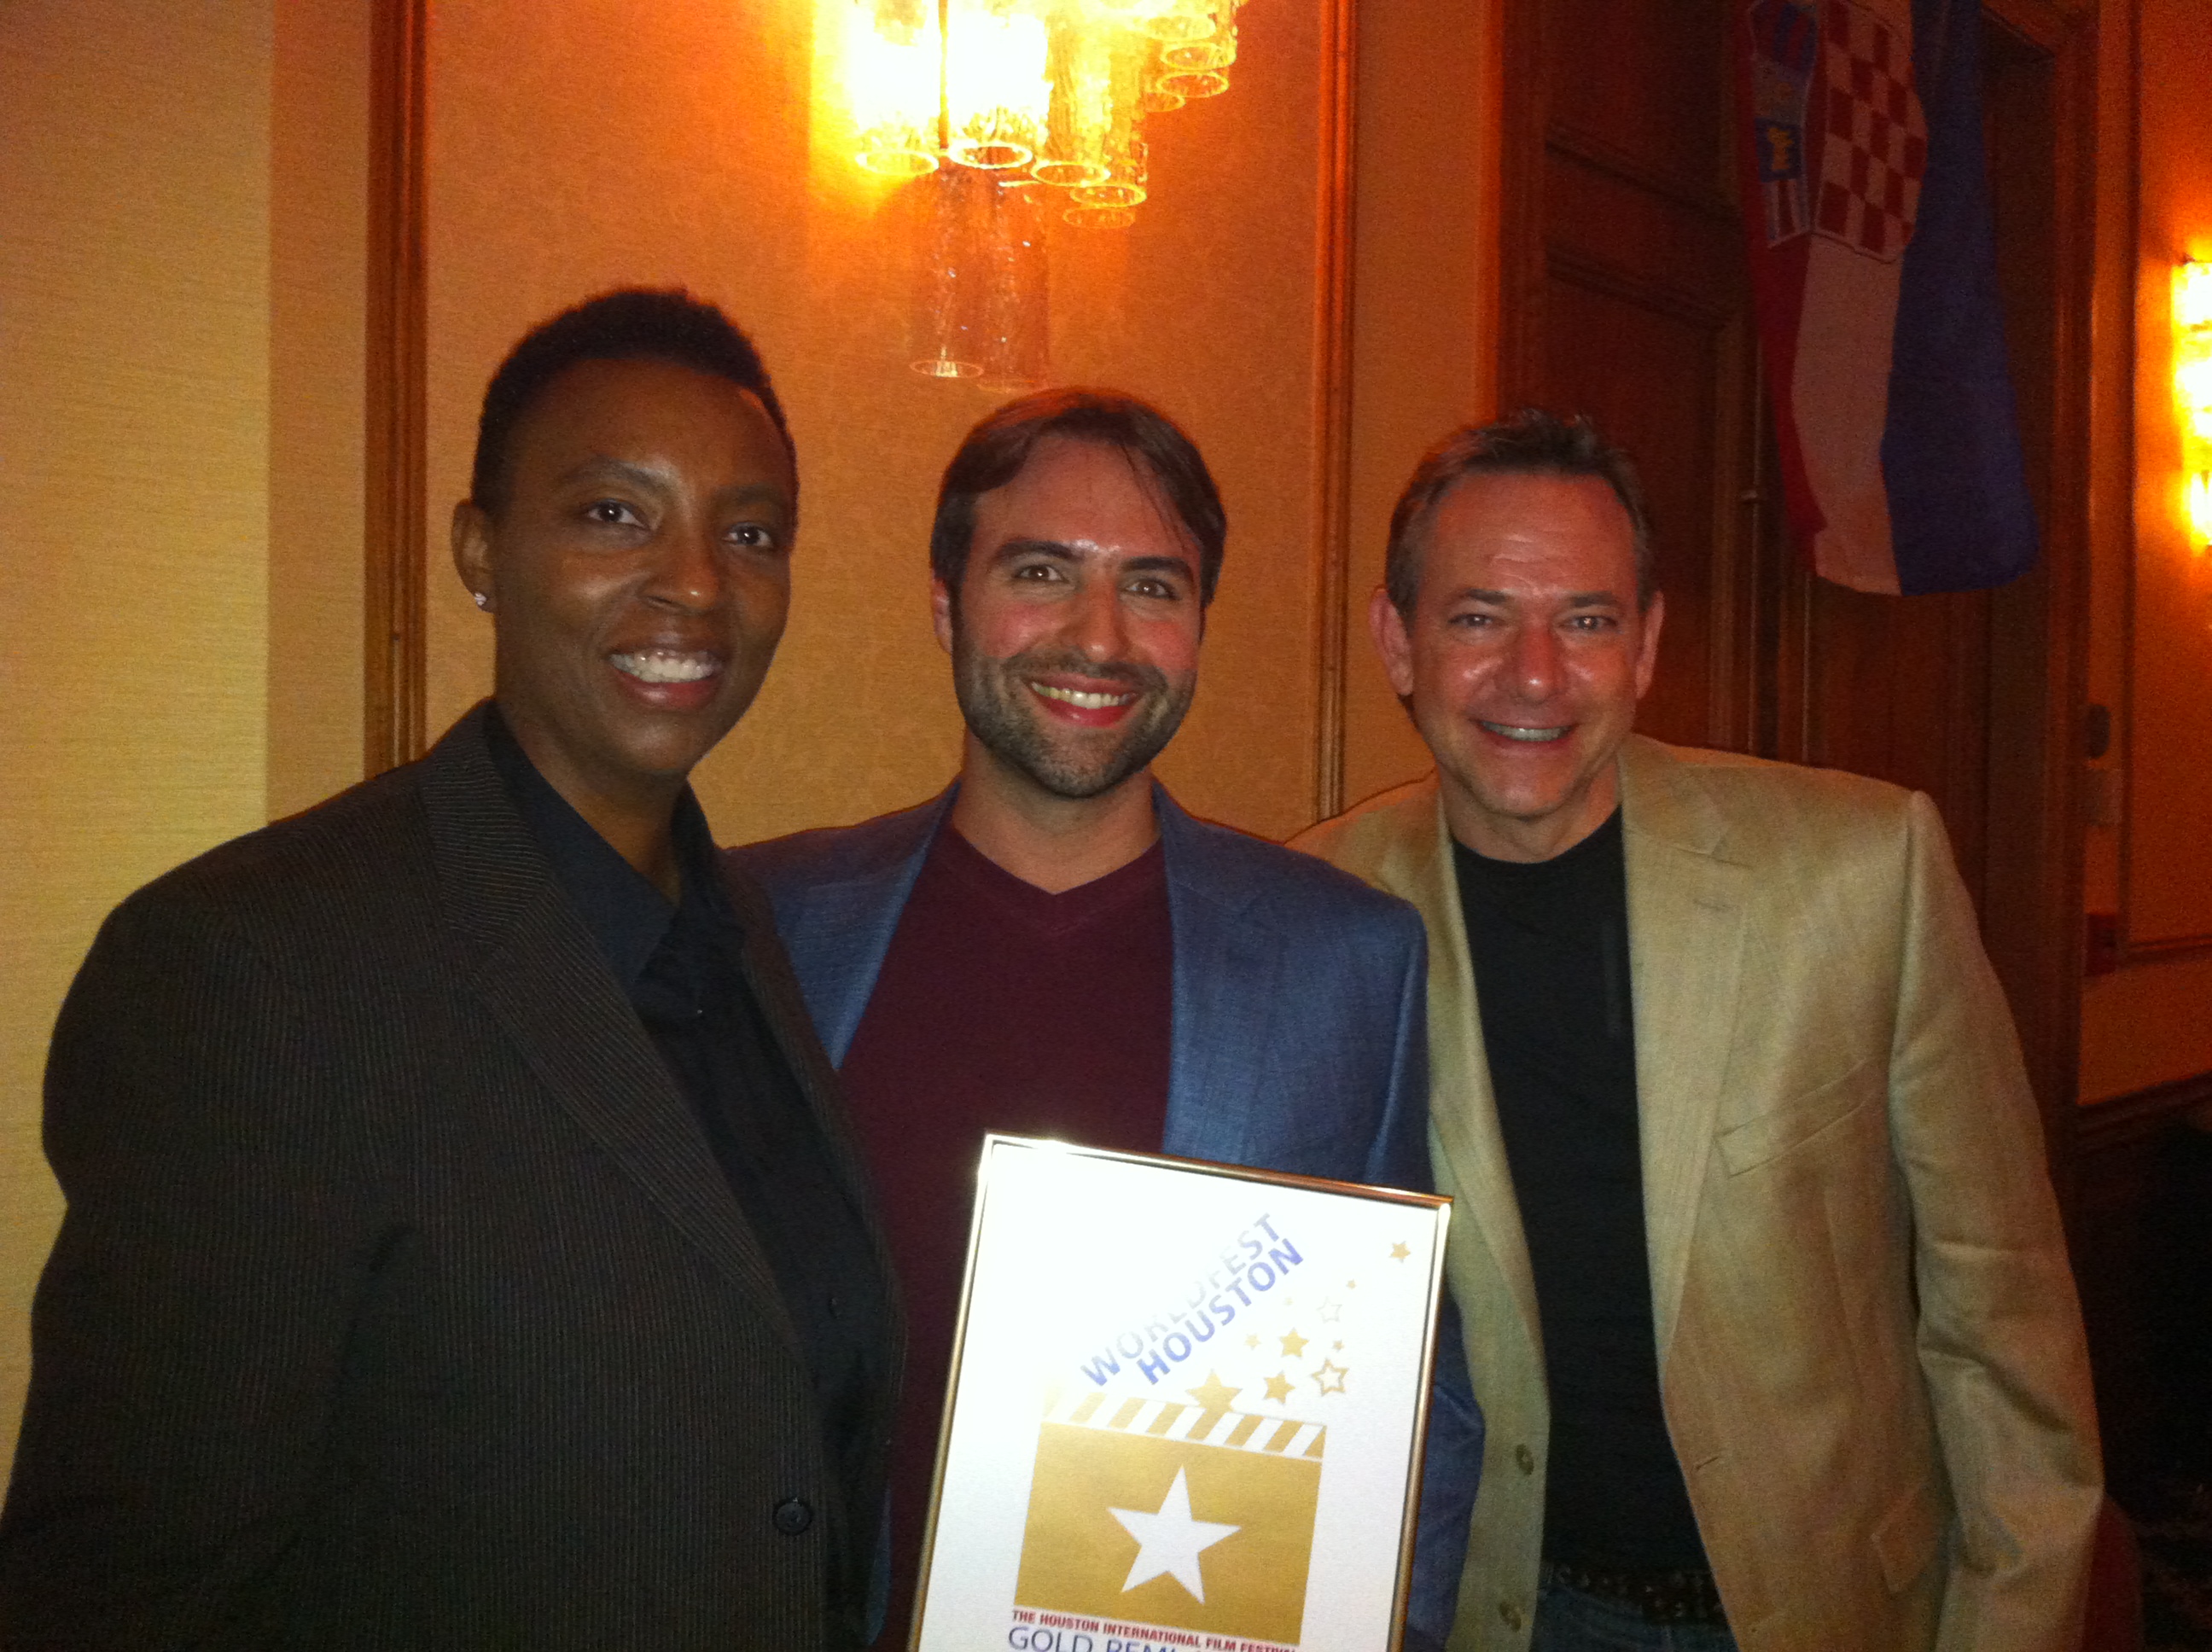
2189, 473, 2212, 550
2175, 259, 2212, 329
2174, 260, 2212, 550
845, 1, 942, 177
830, 0, 1247, 384
945, 6, 1053, 169
835, 0, 1245, 224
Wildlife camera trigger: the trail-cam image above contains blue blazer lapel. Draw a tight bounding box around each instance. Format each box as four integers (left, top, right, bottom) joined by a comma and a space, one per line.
1155, 790, 1280, 1166
771, 791, 950, 1066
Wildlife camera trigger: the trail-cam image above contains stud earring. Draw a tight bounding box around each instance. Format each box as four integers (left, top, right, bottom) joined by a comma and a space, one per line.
473, 591, 490, 611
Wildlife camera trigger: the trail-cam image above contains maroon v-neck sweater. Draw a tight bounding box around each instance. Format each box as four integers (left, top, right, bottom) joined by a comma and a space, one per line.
838, 824, 1173, 1643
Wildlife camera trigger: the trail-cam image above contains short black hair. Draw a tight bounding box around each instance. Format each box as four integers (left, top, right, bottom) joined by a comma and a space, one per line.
929, 387, 1226, 605
469, 288, 794, 519
1383, 409, 1656, 614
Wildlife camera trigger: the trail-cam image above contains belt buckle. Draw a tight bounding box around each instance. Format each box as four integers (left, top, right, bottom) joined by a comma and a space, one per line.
1546, 1558, 1726, 1626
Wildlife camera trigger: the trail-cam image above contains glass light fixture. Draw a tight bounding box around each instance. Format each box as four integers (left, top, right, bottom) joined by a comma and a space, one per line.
908, 166, 1051, 388
2174, 260, 2212, 332
834, 0, 1250, 378
1154, 67, 1228, 99
845, 0, 942, 177
839, 0, 1244, 218
1031, 24, 1117, 186
1161, 29, 1234, 72
945, 2, 1051, 169
1129, 0, 1220, 44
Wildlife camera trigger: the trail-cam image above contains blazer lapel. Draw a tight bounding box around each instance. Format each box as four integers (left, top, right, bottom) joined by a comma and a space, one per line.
779, 791, 949, 1067
1156, 791, 1280, 1165
1401, 787, 1545, 1364
418, 709, 800, 1338
1617, 737, 1749, 1362
722, 861, 898, 1274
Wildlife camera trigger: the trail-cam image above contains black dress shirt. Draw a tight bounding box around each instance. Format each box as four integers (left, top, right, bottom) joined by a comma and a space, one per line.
485, 708, 890, 1547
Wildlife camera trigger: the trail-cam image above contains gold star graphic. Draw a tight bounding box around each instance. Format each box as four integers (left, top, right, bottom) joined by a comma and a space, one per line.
1279, 1328, 1308, 1358
1390, 1241, 1411, 1261
1263, 1371, 1295, 1404
1334, 1341, 1345, 1352
1244, 1333, 1260, 1350
1185, 1370, 1240, 1413
1313, 1358, 1349, 1396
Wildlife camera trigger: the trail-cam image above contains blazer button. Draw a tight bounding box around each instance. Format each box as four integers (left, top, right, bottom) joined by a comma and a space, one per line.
772, 1498, 814, 1535
1516, 1443, 1536, 1475
1498, 1600, 1522, 1631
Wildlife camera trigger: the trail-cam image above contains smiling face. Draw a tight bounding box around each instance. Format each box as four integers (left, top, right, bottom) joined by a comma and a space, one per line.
451, 356, 795, 816
934, 435, 1203, 805
1372, 469, 1663, 862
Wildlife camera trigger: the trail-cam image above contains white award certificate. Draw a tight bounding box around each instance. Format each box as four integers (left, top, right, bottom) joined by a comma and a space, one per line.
911, 1135, 1452, 1652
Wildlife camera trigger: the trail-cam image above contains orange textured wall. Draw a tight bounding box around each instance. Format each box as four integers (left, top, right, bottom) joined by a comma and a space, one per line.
269, 0, 370, 818
0, 0, 278, 1480
2078, 0, 2212, 1103
421, 0, 1342, 845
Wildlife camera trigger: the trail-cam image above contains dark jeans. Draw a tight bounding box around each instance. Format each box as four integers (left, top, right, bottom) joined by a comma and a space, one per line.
1530, 1577, 1739, 1652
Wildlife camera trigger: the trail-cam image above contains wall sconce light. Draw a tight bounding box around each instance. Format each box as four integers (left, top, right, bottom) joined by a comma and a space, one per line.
839, 0, 1240, 218
2174, 259, 2212, 549
835, 0, 1247, 383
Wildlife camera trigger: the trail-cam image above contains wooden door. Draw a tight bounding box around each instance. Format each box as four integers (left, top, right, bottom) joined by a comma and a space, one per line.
1498, 0, 1764, 756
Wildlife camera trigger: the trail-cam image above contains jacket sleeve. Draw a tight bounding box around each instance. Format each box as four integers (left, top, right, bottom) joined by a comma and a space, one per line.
1365, 912, 1482, 1648
1407, 1294, 1482, 1649
1887, 793, 2101, 1652
1362, 908, 1437, 1196
0, 886, 383, 1648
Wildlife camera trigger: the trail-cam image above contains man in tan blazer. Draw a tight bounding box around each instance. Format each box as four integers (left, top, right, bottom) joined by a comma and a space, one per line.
1293, 411, 2100, 1652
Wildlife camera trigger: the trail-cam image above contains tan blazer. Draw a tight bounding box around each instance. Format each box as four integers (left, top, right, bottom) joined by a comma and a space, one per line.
1293, 736, 2100, 1652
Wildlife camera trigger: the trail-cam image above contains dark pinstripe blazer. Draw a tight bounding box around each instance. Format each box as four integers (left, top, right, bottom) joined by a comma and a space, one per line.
0, 706, 902, 1650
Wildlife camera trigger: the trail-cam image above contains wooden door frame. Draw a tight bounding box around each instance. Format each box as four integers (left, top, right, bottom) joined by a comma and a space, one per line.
1312, 0, 1359, 822
364, 0, 429, 778
1978, 0, 2098, 1204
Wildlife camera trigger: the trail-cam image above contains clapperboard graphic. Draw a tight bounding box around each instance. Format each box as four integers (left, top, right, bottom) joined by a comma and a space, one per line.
1014, 1387, 1324, 1646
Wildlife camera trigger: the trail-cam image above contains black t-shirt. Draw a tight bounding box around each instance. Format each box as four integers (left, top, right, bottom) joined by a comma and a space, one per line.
1454, 811, 1707, 1573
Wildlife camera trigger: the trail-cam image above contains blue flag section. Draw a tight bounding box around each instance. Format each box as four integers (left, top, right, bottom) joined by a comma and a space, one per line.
1881, 0, 2040, 593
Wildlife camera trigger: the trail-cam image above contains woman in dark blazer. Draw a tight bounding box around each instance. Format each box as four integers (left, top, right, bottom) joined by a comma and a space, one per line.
0, 291, 901, 1650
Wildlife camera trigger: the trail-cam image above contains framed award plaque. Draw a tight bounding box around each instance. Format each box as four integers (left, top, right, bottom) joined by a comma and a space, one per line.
910, 1135, 1452, 1652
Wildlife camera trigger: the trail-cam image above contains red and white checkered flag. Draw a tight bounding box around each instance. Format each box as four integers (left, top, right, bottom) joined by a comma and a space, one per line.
1814, 0, 1927, 261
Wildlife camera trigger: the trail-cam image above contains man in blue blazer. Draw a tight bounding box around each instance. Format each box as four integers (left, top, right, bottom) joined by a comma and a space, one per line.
731, 388, 1477, 1650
